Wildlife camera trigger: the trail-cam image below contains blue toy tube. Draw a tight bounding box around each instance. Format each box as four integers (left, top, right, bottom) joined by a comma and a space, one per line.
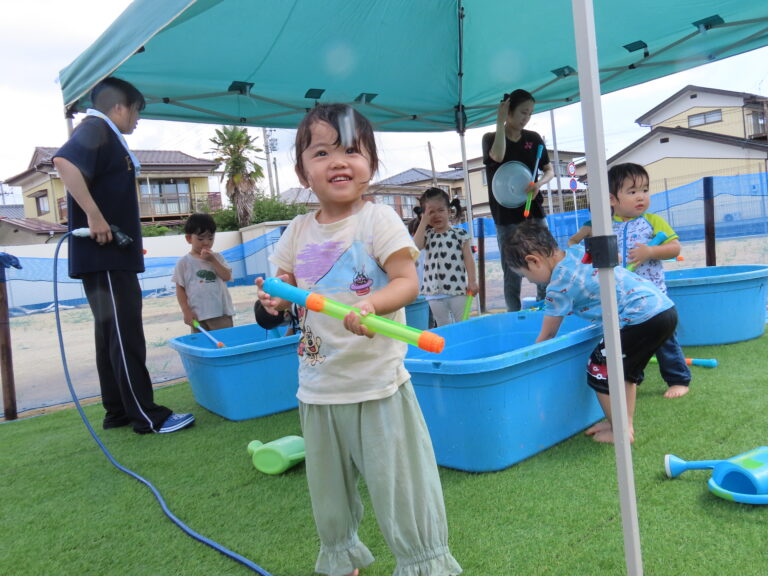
262, 277, 444, 353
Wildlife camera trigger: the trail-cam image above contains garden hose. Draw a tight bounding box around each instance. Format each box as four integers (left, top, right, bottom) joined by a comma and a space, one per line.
53, 231, 272, 576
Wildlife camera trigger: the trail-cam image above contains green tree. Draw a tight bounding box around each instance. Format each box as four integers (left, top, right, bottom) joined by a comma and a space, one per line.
251, 195, 308, 223
208, 125, 265, 228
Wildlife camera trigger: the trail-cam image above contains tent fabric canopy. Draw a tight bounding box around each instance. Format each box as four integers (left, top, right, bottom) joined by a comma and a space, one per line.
59, 0, 768, 133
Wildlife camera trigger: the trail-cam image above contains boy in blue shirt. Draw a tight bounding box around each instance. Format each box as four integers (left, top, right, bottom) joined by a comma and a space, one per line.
608, 163, 691, 398
505, 221, 678, 444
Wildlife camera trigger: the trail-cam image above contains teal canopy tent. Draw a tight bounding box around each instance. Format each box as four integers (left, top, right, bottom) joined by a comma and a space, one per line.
59, 0, 768, 132
58, 2, 768, 574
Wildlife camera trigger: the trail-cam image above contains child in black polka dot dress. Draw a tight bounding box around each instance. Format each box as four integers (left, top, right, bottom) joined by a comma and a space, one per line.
412, 188, 478, 326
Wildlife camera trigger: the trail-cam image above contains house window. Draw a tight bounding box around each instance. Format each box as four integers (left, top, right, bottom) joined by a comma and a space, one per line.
688, 109, 722, 127
401, 195, 417, 217
377, 195, 395, 208
138, 178, 191, 215
747, 111, 766, 138
58, 197, 68, 220
32, 190, 50, 216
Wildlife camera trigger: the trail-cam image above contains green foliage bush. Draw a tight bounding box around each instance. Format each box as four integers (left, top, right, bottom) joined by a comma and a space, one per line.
141, 225, 174, 237
211, 197, 307, 231
252, 195, 307, 223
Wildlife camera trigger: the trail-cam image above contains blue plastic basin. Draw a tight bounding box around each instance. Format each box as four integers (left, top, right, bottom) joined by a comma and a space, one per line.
666, 265, 768, 346
405, 312, 603, 472
168, 324, 299, 421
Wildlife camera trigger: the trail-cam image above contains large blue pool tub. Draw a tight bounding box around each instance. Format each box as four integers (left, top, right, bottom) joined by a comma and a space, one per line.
666, 265, 768, 346
405, 312, 604, 473
168, 324, 299, 421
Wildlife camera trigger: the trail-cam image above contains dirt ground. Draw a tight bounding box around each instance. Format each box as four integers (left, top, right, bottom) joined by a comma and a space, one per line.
3, 235, 766, 417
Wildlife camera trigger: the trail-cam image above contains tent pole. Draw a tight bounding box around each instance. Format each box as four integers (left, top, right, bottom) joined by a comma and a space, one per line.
572, 1, 643, 575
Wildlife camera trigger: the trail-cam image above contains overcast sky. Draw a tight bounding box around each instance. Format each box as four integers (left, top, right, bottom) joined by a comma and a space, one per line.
2, 1, 768, 203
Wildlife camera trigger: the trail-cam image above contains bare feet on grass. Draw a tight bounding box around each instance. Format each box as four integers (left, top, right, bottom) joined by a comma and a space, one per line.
585, 420, 611, 436
346, 570, 359, 576
664, 385, 690, 399
586, 420, 635, 443
592, 426, 635, 444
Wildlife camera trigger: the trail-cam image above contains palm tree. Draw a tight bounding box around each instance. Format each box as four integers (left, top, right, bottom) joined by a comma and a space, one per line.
209, 126, 265, 228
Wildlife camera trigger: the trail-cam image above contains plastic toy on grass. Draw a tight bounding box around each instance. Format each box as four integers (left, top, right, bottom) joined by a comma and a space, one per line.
664, 446, 768, 505
192, 320, 225, 348
262, 277, 444, 353
248, 436, 305, 475
649, 356, 717, 368
626, 231, 669, 272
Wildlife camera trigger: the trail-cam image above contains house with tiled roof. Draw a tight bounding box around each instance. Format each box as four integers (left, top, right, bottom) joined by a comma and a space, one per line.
369, 167, 465, 220
609, 85, 768, 193
5, 147, 222, 231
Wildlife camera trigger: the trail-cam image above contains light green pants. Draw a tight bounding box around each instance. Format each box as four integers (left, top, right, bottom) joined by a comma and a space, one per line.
299, 380, 462, 576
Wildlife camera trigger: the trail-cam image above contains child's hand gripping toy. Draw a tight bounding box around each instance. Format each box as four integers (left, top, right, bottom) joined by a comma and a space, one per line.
262, 277, 445, 353
626, 231, 669, 272
523, 144, 544, 218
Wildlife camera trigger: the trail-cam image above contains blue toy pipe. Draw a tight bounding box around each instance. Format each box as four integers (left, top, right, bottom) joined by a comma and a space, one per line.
664, 454, 723, 478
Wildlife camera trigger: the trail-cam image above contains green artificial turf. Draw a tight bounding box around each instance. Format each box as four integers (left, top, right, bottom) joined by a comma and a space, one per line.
1, 335, 766, 575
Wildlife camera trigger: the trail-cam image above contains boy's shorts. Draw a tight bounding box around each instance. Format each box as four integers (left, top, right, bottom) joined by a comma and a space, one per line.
587, 307, 678, 395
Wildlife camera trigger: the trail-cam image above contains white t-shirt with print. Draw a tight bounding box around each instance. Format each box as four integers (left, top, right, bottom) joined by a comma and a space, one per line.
172, 252, 235, 321
270, 202, 419, 405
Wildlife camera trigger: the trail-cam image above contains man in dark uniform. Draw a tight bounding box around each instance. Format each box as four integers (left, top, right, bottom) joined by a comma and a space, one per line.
54, 77, 194, 434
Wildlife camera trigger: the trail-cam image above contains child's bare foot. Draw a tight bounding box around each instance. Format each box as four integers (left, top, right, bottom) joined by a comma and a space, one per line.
593, 427, 635, 444
664, 385, 689, 399
345, 570, 359, 576
593, 429, 615, 443
585, 420, 611, 436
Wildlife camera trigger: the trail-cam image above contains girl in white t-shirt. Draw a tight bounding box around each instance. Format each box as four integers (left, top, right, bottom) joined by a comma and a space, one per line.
172, 213, 234, 332
412, 188, 478, 326
256, 105, 461, 576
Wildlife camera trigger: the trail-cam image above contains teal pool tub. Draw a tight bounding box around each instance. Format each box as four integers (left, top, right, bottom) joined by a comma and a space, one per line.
405, 312, 604, 472
168, 324, 299, 421
666, 265, 768, 346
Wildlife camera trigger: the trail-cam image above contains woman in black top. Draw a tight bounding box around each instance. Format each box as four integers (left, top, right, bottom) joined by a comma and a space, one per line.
482, 89, 554, 311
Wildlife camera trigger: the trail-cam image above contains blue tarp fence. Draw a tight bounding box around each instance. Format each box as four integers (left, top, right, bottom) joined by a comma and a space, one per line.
5, 171, 768, 313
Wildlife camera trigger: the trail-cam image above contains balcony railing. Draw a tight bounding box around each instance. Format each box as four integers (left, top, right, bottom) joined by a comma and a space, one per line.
138, 193, 222, 219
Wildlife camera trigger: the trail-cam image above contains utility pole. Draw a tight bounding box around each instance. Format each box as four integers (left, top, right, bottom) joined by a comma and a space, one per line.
272, 157, 280, 196
427, 141, 438, 188
262, 127, 276, 197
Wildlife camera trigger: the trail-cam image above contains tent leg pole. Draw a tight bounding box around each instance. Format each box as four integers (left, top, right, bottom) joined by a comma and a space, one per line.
572, 1, 643, 575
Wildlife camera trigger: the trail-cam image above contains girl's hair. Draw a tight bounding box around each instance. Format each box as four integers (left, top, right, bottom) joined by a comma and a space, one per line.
419, 187, 450, 208
607, 163, 649, 197
503, 221, 558, 269
184, 212, 216, 235
411, 187, 464, 226
294, 104, 378, 181
91, 77, 146, 113
503, 88, 535, 113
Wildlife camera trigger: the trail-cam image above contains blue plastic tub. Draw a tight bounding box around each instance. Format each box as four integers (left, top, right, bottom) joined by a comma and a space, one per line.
666, 265, 768, 346
168, 324, 299, 421
405, 312, 604, 472
405, 296, 430, 330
